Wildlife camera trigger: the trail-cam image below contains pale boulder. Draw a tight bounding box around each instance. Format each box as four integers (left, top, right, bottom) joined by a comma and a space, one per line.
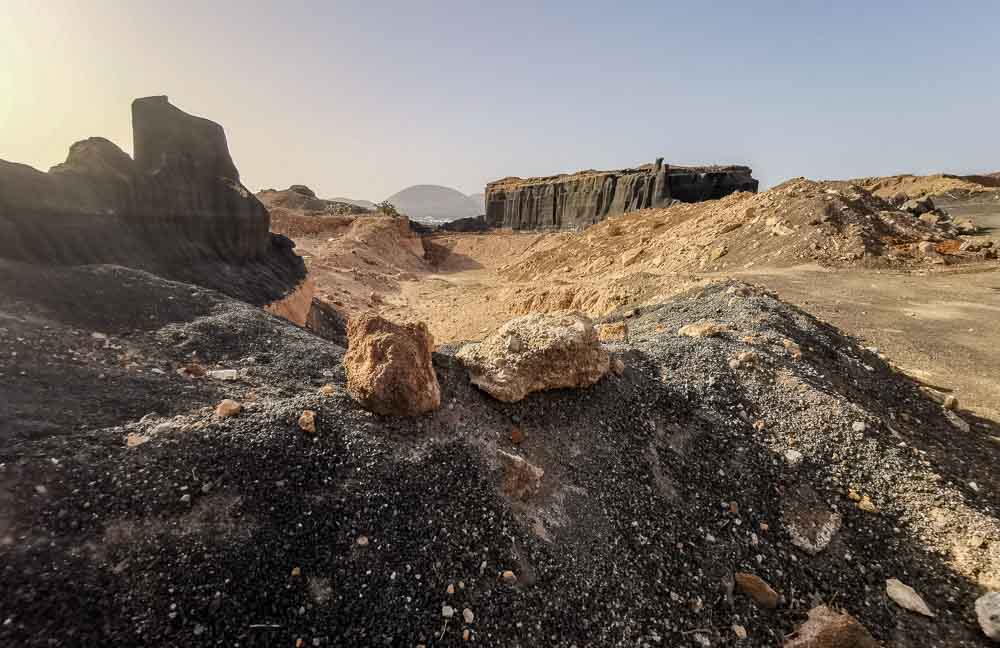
784, 605, 878, 648
344, 313, 441, 416
456, 311, 610, 402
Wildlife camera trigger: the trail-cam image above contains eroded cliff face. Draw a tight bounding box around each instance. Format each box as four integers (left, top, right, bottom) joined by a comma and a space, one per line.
0, 96, 304, 305
485, 159, 758, 230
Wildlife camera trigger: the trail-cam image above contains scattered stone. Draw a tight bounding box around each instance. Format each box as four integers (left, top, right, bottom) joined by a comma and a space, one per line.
180, 494, 191, 504
298, 410, 317, 434
462, 629, 470, 641
886, 578, 934, 617
901, 196, 934, 216
510, 427, 524, 445
291, 566, 301, 577
851, 421, 866, 433
597, 321, 627, 342
501, 570, 517, 585
214, 399, 242, 418
442, 605, 455, 619
446, 583, 455, 595
784, 449, 804, 466
733, 624, 747, 640
678, 320, 730, 338
729, 350, 761, 370
976, 592, 1000, 641
784, 605, 878, 647
497, 450, 544, 500
356, 536, 369, 547
920, 387, 958, 410
456, 311, 610, 402
126, 433, 150, 447
179, 363, 207, 377
857, 496, 877, 513
611, 356, 625, 377
207, 369, 239, 381
462, 608, 474, 624
318, 384, 336, 397
783, 485, 842, 555
734, 572, 780, 608
783, 339, 802, 359
944, 409, 970, 433
343, 313, 441, 416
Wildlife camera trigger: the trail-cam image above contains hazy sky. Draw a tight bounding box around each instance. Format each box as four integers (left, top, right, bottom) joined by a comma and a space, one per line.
2, 1, 999, 199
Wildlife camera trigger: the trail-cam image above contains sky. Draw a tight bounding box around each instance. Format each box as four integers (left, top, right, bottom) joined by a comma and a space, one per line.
2, 1, 999, 200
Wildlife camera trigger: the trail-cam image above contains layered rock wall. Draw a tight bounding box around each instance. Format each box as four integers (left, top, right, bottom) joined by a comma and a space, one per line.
485, 159, 757, 230
0, 96, 304, 305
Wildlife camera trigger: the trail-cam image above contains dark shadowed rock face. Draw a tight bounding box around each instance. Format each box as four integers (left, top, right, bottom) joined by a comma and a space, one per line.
485, 159, 758, 230
0, 96, 304, 305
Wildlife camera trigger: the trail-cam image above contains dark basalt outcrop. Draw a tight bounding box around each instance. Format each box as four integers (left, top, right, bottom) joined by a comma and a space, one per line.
485, 158, 758, 230
0, 96, 304, 305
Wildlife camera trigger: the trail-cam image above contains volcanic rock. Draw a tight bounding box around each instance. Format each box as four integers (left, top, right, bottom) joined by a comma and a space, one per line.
0, 96, 304, 305
497, 450, 544, 500
456, 311, 610, 402
784, 605, 878, 648
485, 158, 757, 230
734, 572, 781, 609
344, 313, 441, 416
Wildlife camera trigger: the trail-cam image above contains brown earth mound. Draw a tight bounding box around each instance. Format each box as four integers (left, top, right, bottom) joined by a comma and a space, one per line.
853, 173, 1000, 199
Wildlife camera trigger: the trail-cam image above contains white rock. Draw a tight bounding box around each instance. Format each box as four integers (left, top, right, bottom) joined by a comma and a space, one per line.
207, 369, 239, 381
944, 410, 970, 433
851, 421, 867, 432
976, 592, 1000, 641
462, 608, 474, 624
886, 578, 934, 617
441, 605, 455, 619
784, 449, 804, 466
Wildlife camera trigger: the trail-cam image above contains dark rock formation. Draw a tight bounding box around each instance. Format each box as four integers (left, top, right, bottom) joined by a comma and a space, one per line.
438, 214, 492, 233
485, 158, 758, 230
0, 96, 304, 305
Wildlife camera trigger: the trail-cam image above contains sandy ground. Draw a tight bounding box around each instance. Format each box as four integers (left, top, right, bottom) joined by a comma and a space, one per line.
277, 185, 1000, 423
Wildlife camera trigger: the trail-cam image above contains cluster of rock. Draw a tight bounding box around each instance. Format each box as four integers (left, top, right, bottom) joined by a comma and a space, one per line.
0, 96, 304, 305
892, 194, 981, 238
484, 158, 758, 230
257, 184, 373, 217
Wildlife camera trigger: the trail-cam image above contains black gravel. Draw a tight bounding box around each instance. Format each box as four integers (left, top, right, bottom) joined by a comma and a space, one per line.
1, 263, 998, 647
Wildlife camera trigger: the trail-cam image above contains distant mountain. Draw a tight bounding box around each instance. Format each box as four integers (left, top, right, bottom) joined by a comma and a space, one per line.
384, 184, 481, 223
330, 196, 378, 211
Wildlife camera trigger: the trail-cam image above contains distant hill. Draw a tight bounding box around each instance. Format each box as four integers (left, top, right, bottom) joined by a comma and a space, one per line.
330, 196, 378, 211
384, 184, 481, 223
468, 192, 485, 213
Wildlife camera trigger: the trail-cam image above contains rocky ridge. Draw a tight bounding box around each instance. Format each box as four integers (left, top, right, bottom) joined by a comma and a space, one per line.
0, 96, 305, 306
485, 158, 758, 230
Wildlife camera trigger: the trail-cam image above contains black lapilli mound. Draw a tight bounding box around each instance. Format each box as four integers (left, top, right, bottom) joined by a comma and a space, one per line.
1, 267, 997, 647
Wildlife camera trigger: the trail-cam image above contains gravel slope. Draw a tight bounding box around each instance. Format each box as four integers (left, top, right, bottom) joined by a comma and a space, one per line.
1, 263, 998, 647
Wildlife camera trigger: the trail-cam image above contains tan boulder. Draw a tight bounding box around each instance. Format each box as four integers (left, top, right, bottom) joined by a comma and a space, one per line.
215, 399, 242, 418
678, 320, 730, 338
344, 313, 441, 416
456, 311, 610, 402
785, 605, 878, 647
597, 321, 628, 342
298, 410, 317, 434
